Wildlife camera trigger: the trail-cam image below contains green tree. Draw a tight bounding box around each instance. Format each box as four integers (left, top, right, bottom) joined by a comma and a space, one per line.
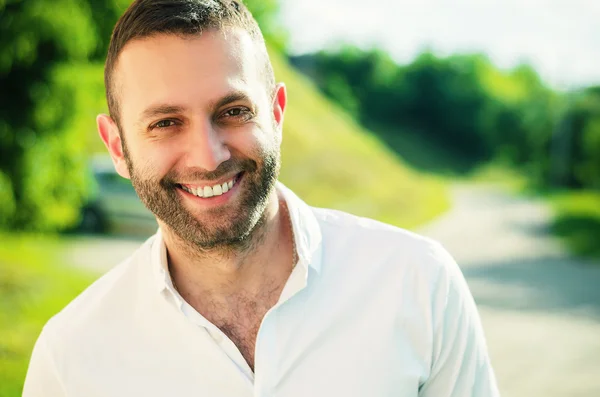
401, 53, 492, 158
290, 47, 400, 123
0, 0, 98, 230
244, 0, 287, 50
579, 116, 600, 188
84, 0, 286, 60
292, 47, 568, 176
552, 87, 600, 189
477, 62, 559, 183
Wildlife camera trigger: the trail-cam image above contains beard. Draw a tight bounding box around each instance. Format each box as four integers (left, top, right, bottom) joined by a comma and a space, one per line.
124, 144, 280, 252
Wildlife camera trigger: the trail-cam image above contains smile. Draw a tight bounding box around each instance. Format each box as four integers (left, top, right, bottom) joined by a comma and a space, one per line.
178, 174, 240, 198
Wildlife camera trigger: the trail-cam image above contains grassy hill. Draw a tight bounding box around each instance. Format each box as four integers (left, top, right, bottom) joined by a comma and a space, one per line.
270, 49, 449, 228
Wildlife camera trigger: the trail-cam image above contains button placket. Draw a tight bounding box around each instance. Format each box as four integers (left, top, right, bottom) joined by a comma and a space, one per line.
253, 307, 280, 397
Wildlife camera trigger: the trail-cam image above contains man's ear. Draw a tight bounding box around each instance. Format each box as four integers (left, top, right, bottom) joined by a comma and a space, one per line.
272, 83, 287, 133
96, 114, 131, 179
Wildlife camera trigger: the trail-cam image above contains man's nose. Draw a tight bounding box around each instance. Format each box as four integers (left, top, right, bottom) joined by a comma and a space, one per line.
184, 119, 231, 172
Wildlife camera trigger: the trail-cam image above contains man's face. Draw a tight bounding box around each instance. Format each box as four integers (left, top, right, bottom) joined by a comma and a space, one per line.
102, 30, 285, 249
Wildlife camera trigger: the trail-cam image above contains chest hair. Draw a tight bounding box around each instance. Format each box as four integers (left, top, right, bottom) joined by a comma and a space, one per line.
204, 283, 282, 372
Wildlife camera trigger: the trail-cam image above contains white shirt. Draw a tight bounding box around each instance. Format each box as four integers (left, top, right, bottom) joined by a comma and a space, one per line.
23, 183, 499, 397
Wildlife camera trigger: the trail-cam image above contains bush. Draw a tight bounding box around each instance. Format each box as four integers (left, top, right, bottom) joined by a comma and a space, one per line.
0, 0, 97, 230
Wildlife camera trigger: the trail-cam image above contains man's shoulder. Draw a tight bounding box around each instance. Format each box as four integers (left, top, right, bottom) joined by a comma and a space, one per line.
312, 206, 439, 251
41, 235, 156, 342
310, 206, 454, 278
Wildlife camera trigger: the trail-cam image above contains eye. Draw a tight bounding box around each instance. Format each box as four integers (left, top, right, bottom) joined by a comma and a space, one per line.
150, 119, 178, 129
221, 107, 253, 121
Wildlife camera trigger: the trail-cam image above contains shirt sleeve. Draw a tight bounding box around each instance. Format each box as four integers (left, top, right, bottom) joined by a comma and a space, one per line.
22, 328, 66, 397
419, 243, 500, 397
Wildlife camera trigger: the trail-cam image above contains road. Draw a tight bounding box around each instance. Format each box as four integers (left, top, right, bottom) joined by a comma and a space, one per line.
420, 184, 600, 397
64, 184, 600, 396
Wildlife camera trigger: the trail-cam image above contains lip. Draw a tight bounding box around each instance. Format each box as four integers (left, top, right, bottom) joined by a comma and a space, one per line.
178, 172, 242, 191
177, 172, 244, 207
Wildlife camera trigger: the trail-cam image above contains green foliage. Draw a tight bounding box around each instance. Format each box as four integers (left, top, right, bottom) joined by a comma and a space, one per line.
550, 191, 600, 259
477, 63, 562, 188
0, 171, 16, 225
243, 0, 287, 50
322, 73, 361, 115
579, 117, 600, 188
291, 47, 399, 120
292, 50, 494, 162
86, 0, 131, 60
17, 63, 105, 230
82, 0, 288, 60
290, 48, 569, 185
0, 0, 98, 230
551, 88, 600, 189
403, 53, 493, 158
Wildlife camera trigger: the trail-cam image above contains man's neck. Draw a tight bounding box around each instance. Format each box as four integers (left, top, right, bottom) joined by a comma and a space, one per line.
161, 190, 295, 303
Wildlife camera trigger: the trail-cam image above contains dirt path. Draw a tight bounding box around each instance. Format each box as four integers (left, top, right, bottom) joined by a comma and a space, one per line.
420, 184, 600, 397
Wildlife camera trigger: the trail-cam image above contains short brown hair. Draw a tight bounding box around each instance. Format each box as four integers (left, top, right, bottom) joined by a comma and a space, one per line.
104, 0, 275, 126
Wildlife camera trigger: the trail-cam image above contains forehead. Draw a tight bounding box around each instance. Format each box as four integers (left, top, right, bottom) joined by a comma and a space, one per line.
114, 29, 264, 124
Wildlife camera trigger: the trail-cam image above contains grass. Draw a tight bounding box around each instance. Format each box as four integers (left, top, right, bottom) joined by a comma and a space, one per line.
0, 233, 96, 397
363, 121, 482, 176
549, 190, 600, 260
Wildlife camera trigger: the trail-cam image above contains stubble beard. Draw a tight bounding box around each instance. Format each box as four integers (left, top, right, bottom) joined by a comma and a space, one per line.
123, 143, 280, 254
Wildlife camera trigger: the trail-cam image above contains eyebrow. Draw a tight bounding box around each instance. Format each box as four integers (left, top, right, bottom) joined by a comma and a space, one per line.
137, 91, 254, 125
209, 91, 254, 112
138, 105, 186, 125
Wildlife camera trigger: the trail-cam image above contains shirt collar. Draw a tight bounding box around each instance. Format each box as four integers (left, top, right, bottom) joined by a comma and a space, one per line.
276, 181, 322, 274
151, 228, 179, 295
150, 181, 323, 294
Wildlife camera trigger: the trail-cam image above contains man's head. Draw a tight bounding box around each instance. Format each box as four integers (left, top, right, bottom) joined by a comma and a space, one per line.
97, 0, 287, 250
104, 0, 276, 126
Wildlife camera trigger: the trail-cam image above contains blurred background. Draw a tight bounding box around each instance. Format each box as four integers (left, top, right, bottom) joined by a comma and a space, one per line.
1, 0, 599, 396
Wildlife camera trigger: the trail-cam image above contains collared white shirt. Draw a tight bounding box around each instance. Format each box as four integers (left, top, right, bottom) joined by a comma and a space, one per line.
23, 183, 499, 397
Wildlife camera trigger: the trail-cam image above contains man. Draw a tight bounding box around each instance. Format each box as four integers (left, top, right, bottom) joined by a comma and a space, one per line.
23, 0, 499, 395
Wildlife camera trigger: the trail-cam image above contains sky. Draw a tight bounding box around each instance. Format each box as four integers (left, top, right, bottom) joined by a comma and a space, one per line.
280, 0, 600, 89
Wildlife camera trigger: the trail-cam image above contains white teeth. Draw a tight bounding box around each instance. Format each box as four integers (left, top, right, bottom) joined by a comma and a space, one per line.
182, 176, 236, 198
213, 184, 223, 196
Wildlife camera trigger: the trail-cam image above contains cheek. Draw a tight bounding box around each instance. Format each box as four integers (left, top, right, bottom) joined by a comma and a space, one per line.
243, 128, 280, 159
251, 114, 281, 149
127, 138, 181, 178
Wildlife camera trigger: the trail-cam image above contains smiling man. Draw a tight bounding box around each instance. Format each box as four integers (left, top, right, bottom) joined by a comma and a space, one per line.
23, 1, 499, 396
